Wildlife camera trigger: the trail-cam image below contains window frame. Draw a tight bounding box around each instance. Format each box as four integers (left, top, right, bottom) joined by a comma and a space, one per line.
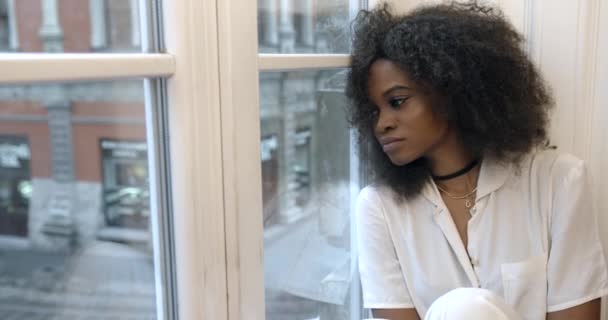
0, 0, 368, 319
0, 53, 173, 84
0, 1, 179, 319
218, 0, 368, 319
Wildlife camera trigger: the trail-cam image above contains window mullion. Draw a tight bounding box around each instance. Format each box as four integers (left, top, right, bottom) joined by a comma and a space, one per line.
163, 0, 228, 318
258, 54, 350, 71
0, 53, 174, 84
217, 0, 266, 318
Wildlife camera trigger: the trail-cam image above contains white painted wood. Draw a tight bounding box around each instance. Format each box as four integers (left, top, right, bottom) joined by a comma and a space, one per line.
163, 0, 228, 318
571, 0, 601, 163
138, 0, 152, 53
586, 2, 608, 318
258, 54, 349, 70
534, 1, 581, 153
349, 129, 362, 320
589, 0, 608, 246
372, 0, 525, 35
0, 53, 174, 84
526, 10, 608, 317
217, 0, 265, 319
143, 78, 170, 320
480, 0, 608, 316
369, 0, 440, 12
494, 0, 525, 34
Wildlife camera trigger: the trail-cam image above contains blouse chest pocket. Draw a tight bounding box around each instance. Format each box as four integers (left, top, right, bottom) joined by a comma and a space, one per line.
501, 253, 548, 320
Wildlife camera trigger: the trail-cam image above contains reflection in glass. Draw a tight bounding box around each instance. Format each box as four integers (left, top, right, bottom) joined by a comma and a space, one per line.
0, 0, 141, 53
0, 81, 157, 318
257, 0, 356, 53
101, 139, 150, 230
261, 70, 359, 319
0, 135, 30, 237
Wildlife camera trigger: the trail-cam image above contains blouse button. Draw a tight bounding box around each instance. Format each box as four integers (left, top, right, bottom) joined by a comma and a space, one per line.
471, 257, 479, 266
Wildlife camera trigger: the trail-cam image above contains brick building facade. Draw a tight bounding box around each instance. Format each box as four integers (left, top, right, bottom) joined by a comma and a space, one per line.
0, 0, 148, 250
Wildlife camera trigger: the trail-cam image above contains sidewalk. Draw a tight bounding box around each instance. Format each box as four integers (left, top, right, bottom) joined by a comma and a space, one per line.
0, 240, 156, 319
264, 213, 352, 320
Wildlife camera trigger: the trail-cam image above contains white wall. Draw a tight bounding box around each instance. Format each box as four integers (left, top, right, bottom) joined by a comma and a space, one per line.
370, 0, 608, 233
506, 5, 608, 319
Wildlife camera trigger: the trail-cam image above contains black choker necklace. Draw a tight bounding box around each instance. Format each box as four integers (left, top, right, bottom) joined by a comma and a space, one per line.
432, 159, 480, 181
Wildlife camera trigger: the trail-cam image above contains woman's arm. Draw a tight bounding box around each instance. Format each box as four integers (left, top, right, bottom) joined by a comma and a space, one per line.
545, 156, 608, 318
547, 298, 601, 320
356, 188, 416, 313
373, 308, 421, 320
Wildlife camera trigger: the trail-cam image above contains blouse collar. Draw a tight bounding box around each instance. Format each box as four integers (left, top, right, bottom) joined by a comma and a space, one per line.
421, 157, 513, 208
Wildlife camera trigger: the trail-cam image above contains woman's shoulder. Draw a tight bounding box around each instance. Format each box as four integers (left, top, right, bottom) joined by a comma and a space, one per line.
358, 184, 393, 203
357, 183, 408, 211
523, 148, 586, 185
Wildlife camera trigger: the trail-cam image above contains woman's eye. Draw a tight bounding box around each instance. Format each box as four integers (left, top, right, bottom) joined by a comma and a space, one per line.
389, 97, 408, 108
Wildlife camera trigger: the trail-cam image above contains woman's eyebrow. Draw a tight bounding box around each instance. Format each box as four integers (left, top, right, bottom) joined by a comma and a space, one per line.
383, 85, 413, 97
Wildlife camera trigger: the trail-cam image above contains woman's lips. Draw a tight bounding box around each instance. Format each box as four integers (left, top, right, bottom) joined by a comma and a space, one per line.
381, 139, 405, 152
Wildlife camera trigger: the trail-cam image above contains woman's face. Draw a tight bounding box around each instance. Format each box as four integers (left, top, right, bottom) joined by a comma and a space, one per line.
367, 58, 450, 166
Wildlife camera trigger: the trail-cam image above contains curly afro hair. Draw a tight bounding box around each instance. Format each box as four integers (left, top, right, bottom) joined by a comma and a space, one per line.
345, 1, 553, 200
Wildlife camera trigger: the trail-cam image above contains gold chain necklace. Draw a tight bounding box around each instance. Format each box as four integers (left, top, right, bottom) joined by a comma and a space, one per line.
436, 185, 477, 209
434, 162, 480, 209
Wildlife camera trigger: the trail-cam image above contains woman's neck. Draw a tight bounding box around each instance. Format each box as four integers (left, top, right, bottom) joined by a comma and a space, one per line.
425, 130, 480, 193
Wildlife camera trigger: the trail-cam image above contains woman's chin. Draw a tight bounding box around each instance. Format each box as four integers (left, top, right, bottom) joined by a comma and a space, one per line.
387, 153, 416, 166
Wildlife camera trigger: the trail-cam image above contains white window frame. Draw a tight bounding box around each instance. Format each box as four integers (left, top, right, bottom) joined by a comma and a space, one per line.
0, 53, 173, 83
217, 0, 368, 319
0, 0, 369, 319
0, 1, 182, 319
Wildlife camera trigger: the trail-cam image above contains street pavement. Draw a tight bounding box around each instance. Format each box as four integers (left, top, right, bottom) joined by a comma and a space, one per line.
0, 213, 353, 320
264, 215, 352, 320
0, 240, 156, 319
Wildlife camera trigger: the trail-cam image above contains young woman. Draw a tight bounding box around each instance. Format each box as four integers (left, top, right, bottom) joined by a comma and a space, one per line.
346, 2, 608, 320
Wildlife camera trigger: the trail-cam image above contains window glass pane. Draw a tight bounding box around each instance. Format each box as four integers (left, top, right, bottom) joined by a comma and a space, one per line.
258, 0, 357, 53
261, 69, 362, 319
0, 0, 10, 50
0, 0, 141, 53
0, 80, 159, 318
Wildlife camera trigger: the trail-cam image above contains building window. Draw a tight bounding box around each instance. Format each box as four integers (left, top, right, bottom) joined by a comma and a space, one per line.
0, 0, 17, 51
260, 128, 312, 226
90, 0, 140, 51
100, 139, 149, 230
0, 135, 31, 237
105, 0, 139, 50
0, 0, 8, 50
261, 134, 279, 226
294, 127, 311, 207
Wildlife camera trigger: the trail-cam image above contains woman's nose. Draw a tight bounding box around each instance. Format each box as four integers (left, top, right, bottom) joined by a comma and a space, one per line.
375, 110, 396, 135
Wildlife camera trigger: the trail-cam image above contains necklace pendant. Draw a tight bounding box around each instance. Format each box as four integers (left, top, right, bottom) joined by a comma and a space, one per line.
465, 199, 473, 209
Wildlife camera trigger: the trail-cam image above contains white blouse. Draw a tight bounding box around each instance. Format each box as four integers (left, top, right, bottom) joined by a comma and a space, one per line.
356, 150, 608, 320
